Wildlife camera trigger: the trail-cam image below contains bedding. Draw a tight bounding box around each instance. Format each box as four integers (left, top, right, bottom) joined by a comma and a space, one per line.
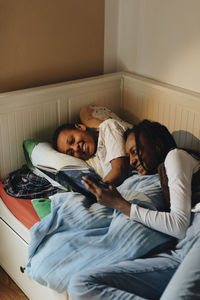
3, 165, 59, 199
23, 140, 89, 170
0, 72, 199, 300
31, 198, 51, 220
23, 139, 104, 182
0, 182, 40, 229
26, 172, 175, 293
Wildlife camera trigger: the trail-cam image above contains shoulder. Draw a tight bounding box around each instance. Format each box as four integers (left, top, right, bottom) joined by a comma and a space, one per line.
99, 118, 118, 127
80, 105, 133, 129
165, 148, 197, 163
98, 118, 131, 132
80, 105, 102, 128
165, 148, 200, 174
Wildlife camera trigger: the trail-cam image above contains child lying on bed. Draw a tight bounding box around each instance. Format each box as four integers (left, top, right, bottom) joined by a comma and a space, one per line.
52, 105, 132, 186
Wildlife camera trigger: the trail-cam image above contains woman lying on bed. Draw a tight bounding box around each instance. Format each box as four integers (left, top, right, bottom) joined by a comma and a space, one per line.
68, 119, 200, 300
53, 105, 132, 186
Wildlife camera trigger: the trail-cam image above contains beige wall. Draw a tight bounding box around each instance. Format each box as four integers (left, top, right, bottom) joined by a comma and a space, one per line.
0, 0, 104, 92
104, 0, 119, 73
104, 0, 200, 93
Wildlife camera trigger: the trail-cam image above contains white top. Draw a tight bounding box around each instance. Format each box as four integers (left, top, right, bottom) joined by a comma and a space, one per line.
130, 149, 200, 239
87, 119, 132, 177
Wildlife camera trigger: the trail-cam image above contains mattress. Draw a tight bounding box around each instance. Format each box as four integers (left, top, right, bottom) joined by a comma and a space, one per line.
0, 182, 40, 243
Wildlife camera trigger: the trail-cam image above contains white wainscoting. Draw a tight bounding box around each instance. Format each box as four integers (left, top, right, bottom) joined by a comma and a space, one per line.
0, 71, 200, 180
121, 72, 200, 151
0, 73, 122, 180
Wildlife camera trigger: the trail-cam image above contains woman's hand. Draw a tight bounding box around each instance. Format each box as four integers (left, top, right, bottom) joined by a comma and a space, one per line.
82, 176, 131, 216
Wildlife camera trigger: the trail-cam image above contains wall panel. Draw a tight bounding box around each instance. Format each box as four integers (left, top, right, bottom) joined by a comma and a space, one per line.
122, 73, 200, 151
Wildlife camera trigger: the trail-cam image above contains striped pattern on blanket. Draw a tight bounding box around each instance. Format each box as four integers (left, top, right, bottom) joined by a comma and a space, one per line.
26, 173, 174, 293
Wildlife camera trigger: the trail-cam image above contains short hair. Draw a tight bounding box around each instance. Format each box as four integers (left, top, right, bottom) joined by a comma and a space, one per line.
124, 119, 177, 169
52, 123, 77, 150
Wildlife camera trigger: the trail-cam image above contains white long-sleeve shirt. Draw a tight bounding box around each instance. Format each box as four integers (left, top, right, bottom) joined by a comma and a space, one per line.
130, 149, 200, 239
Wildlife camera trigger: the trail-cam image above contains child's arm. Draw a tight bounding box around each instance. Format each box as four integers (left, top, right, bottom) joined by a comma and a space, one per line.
103, 157, 128, 186
80, 105, 125, 129
80, 105, 102, 128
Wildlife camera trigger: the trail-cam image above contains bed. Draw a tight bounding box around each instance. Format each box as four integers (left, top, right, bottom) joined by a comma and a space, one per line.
0, 71, 200, 300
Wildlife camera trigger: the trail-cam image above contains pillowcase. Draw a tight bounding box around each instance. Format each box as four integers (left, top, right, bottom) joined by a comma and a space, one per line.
23, 139, 90, 187
23, 139, 90, 170
31, 198, 51, 220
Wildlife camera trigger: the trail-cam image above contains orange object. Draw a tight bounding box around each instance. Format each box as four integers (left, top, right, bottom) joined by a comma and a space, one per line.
0, 182, 40, 229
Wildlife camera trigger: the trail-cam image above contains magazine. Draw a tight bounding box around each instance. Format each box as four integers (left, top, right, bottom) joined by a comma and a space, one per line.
36, 164, 108, 200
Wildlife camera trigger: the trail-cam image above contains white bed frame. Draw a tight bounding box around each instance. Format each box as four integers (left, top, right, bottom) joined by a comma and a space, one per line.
0, 72, 200, 300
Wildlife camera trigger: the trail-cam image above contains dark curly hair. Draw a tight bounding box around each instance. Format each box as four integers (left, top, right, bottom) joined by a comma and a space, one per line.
124, 119, 177, 172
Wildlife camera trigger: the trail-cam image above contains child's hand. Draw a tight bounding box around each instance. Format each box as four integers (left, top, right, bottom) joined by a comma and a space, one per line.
82, 176, 126, 210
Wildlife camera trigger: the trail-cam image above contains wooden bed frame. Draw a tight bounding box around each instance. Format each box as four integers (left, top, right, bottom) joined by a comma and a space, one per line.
0, 71, 200, 300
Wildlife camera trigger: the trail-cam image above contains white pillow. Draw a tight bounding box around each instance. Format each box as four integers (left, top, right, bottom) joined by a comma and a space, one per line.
23, 140, 90, 187
31, 142, 89, 169
23, 140, 89, 187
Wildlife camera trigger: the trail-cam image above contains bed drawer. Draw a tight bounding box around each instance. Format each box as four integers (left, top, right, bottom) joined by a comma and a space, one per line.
0, 219, 70, 300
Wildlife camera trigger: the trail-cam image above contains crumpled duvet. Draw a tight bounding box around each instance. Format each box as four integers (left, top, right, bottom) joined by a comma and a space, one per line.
26, 173, 174, 293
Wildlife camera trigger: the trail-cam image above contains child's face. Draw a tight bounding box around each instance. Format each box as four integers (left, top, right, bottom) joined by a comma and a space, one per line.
57, 128, 97, 160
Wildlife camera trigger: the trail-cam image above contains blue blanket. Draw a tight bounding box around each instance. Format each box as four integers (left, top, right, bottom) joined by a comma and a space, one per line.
26, 173, 174, 293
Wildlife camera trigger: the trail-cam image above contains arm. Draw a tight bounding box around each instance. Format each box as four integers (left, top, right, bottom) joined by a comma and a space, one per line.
80, 105, 103, 128
80, 105, 126, 129
98, 119, 129, 185
84, 150, 199, 239
103, 157, 128, 186
130, 149, 199, 239
82, 176, 131, 215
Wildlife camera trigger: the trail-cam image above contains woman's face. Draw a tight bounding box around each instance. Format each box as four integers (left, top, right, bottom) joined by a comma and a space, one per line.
57, 127, 97, 160
125, 132, 160, 175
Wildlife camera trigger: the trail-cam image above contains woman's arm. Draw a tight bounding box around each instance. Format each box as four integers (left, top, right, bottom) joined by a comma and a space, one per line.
83, 150, 199, 239
83, 167, 190, 239
82, 176, 131, 215
83, 175, 190, 239
130, 149, 199, 239
103, 157, 128, 186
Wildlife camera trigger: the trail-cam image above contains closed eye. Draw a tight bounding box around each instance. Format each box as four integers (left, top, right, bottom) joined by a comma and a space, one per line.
68, 137, 75, 145
66, 149, 74, 156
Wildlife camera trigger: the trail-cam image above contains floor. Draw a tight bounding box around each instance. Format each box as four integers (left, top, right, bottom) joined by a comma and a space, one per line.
0, 267, 28, 300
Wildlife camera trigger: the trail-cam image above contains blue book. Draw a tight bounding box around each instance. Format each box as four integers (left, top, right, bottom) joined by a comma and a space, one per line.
36, 164, 108, 200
